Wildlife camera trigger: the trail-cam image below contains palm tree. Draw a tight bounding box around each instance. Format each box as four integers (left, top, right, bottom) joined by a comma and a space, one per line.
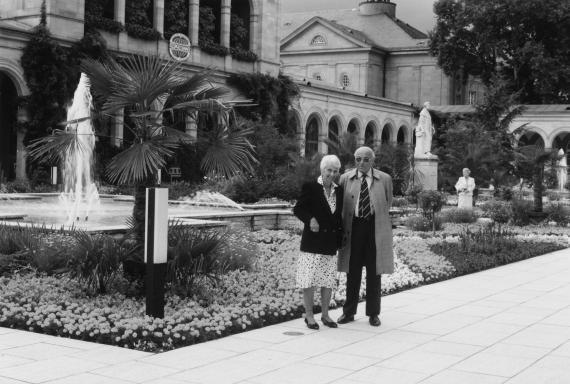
514, 145, 562, 213
29, 54, 257, 241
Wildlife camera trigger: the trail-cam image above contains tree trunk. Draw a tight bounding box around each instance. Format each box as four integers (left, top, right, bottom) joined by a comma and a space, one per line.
533, 165, 543, 212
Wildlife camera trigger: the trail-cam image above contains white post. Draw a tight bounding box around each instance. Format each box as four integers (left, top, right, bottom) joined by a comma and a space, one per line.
145, 187, 168, 318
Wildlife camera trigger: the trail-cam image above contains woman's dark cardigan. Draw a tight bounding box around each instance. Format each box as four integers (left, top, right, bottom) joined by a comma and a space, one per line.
293, 181, 344, 255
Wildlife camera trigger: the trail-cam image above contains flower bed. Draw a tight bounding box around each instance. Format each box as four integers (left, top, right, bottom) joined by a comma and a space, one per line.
0, 225, 568, 352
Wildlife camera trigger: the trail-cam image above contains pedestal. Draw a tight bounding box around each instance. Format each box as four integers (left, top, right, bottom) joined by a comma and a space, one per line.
414, 155, 438, 191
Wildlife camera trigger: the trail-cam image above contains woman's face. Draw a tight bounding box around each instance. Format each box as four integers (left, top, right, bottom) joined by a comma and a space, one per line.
321, 165, 339, 186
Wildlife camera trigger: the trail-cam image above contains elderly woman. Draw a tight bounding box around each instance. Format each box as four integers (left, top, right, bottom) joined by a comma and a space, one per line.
293, 155, 344, 330
455, 167, 476, 209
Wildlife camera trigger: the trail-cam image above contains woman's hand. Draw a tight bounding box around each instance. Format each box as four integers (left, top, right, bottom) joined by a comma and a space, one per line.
309, 217, 319, 232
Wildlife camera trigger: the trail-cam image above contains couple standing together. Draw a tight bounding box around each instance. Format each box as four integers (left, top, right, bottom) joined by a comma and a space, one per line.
293, 146, 393, 330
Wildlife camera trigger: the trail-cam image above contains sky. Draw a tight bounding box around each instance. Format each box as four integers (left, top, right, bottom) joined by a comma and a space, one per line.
281, 0, 437, 35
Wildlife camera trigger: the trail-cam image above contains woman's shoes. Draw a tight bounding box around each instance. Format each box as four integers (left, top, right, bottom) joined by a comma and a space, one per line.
304, 318, 320, 330
321, 317, 338, 328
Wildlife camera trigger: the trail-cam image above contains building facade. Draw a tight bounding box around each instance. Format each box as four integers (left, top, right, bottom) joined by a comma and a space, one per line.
0, 0, 280, 180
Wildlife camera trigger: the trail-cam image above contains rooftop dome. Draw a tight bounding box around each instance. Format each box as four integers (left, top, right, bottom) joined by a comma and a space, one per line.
358, 0, 396, 17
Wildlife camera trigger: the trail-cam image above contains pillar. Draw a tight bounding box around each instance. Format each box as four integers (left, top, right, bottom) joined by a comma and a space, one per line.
185, 112, 197, 143
112, 109, 124, 148
220, 0, 231, 48
249, 12, 258, 54
297, 132, 306, 157
318, 133, 328, 154
15, 106, 29, 181
115, 0, 125, 23
188, 0, 199, 45
153, 0, 164, 35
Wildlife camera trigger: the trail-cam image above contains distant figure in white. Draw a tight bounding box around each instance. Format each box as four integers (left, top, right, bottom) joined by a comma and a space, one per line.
558, 149, 567, 191
455, 168, 476, 209
59, 73, 99, 224
414, 101, 435, 157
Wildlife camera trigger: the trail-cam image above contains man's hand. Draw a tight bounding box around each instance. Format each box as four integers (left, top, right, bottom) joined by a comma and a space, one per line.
309, 217, 319, 232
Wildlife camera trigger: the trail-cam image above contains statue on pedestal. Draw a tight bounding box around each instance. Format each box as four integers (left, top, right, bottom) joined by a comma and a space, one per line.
414, 101, 435, 158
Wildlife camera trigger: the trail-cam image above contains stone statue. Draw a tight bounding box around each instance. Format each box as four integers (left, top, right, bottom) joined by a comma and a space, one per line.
558, 148, 567, 191
414, 101, 435, 157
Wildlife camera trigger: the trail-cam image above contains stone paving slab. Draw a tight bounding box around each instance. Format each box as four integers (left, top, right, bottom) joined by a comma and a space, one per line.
0, 248, 569, 383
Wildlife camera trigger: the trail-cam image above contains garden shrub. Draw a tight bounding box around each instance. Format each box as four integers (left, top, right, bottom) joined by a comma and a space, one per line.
405, 214, 442, 231
392, 197, 409, 207
432, 223, 565, 275
0, 225, 38, 255
67, 231, 136, 294
441, 208, 478, 223
496, 186, 513, 201
545, 203, 570, 226
405, 184, 423, 204
511, 199, 532, 226
480, 200, 512, 225
166, 224, 229, 296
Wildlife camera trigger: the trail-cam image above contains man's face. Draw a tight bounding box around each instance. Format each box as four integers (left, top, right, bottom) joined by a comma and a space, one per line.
463, 169, 470, 177
354, 148, 373, 174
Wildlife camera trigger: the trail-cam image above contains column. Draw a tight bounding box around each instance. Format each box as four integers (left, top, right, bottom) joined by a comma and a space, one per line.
318, 133, 328, 154
115, 0, 125, 24
153, 0, 164, 35
297, 132, 306, 157
115, 0, 127, 48
249, 12, 258, 54
112, 109, 124, 148
15, 106, 29, 181
188, 0, 199, 45
220, 0, 231, 48
185, 112, 198, 143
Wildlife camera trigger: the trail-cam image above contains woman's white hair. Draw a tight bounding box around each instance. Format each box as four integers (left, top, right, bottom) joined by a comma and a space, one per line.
320, 154, 341, 171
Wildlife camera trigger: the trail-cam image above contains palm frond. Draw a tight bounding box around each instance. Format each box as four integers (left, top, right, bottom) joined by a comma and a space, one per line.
82, 55, 182, 114
200, 126, 258, 178
27, 130, 90, 164
106, 139, 177, 184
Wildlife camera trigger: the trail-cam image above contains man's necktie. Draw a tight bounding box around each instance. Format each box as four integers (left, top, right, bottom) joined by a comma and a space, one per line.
358, 175, 371, 219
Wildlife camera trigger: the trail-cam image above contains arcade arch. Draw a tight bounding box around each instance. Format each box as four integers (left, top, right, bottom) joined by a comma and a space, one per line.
0, 72, 18, 180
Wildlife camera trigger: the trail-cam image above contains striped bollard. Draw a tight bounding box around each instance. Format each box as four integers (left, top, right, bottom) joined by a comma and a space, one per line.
145, 187, 168, 318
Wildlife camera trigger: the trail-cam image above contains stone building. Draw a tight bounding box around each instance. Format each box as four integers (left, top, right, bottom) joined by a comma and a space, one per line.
0, 0, 280, 180
280, 0, 569, 170
280, 0, 473, 156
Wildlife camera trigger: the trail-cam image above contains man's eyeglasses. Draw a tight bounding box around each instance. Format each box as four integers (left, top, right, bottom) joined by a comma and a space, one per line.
355, 157, 370, 163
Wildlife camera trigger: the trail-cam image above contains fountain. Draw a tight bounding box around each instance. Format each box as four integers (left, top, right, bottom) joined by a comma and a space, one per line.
59, 73, 99, 223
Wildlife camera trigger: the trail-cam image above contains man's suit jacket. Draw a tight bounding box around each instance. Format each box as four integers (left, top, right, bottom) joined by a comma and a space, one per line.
338, 168, 394, 274
293, 181, 344, 255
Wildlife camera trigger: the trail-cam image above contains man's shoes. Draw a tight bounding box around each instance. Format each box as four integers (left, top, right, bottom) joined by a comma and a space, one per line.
304, 318, 319, 330
337, 314, 355, 324
369, 315, 381, 327
321, 318, 338, 328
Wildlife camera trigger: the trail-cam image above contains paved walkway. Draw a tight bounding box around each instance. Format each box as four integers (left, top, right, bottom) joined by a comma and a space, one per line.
1, 248, 570, 384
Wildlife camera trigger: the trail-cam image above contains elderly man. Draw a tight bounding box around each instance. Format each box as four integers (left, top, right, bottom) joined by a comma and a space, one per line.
337, 146, 394, 326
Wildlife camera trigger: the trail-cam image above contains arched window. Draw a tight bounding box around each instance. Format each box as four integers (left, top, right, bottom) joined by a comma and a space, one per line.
365, 123, 375, 147
340, 73, 351, 88
310, 35, 327, 46
328, 119, 340, 152
312, 72, 323, 81
305, 116, 319, 157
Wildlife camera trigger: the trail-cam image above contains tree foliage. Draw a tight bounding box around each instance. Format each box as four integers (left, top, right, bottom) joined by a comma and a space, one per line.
429, 0, 570, 103
20, 12, 76, 144
227, 72, 300, 135
436, 81, 522, 190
